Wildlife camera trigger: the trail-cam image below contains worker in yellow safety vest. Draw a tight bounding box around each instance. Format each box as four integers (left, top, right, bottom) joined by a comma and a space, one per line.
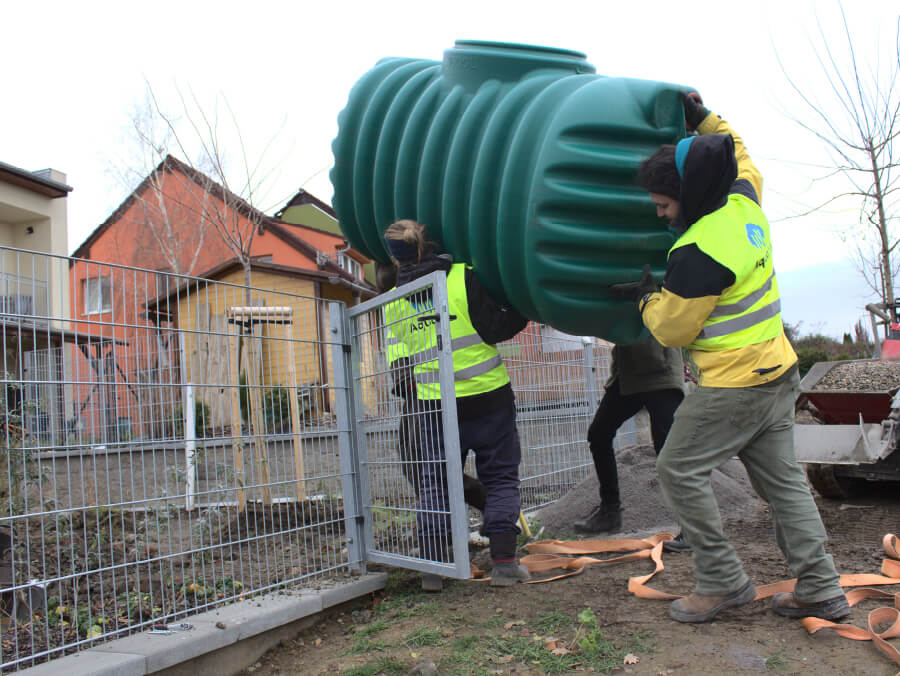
611, 92, 849, 624
376, 261, 488, 523
382, 220, 530, 589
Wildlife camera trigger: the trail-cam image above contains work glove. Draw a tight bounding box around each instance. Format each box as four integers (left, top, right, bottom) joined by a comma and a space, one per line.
609, 264, 658, 302
682, 91, 708, 132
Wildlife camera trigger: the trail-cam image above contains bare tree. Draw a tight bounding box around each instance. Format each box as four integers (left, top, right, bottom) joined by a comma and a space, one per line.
778, 5, 900, 325
131, 81, 288, 296
110, 93, 213, 277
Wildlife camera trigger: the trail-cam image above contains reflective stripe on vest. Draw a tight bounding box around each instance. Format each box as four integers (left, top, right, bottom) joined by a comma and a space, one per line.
407, 333, 484, 365
414, 354, 504, 384
706, 272, 774, 319
697, 298, 782, 339
669, 194, 784, 351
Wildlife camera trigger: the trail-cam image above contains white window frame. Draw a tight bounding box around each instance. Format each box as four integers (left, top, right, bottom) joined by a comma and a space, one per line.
83, 276, 112, 315
338, 253, 362, 280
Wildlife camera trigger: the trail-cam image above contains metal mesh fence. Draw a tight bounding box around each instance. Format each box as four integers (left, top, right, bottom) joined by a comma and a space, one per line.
0, 247, 352, 670
502, 325, 636, 513
0, 245, 642, 670
346, 274, 470, 579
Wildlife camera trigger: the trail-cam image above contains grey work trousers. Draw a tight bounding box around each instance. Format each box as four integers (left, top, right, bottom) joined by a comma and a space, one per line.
656, 364, 843, 601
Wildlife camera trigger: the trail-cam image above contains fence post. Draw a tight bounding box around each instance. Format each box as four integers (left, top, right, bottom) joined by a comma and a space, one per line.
330, 301, 365, 573
179, 333, 197, 511
583, 337, 599, 411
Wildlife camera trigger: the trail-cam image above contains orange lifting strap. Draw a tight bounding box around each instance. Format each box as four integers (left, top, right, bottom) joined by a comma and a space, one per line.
503, 533, 900, 672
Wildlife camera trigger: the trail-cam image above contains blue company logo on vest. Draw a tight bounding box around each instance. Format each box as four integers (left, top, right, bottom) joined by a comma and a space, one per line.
746, 223, 766, 250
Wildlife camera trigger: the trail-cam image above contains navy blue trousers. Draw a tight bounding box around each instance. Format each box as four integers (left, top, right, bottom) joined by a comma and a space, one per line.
417, 402, 522, 553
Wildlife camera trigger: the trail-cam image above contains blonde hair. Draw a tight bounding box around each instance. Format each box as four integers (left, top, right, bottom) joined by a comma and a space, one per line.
384, 219, 426, 264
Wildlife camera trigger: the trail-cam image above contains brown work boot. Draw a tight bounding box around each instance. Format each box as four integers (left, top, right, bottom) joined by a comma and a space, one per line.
669, 580, 756, 623
772, 592, 850, 620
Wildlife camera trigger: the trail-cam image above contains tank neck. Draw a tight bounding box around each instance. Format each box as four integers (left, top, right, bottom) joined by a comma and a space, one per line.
443, 40, 595, 89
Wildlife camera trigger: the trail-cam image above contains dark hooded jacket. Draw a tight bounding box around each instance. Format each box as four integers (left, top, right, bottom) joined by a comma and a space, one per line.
640, 112, 797, 388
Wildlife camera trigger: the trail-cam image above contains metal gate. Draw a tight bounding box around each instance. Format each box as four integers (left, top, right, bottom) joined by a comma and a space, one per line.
332, 271, 470, 579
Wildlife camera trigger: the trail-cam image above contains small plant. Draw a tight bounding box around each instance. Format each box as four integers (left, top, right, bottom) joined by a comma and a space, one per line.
531, 609, 573, 633
117, 591, 152, 620
340, 657, 408, 676
355, 618, 388, 637
404, 626, 444, 647
572, 607, 614, 654
344, 635, 390, 655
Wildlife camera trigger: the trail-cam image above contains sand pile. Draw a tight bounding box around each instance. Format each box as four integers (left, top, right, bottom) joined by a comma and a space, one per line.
536, 444, 763, 538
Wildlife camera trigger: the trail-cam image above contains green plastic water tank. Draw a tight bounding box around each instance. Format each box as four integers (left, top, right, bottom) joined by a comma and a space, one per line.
331, 40, 689, 343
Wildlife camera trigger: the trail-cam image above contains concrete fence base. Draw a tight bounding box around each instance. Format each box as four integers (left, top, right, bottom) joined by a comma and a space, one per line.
19, 573, 387, 676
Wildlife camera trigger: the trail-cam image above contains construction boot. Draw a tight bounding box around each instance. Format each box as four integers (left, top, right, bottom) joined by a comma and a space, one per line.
669, 580, 756, 623
573, 505, 622, 535
421, 574, 443, 593
772, 592, 850, 620
662, 531, 691, 553
490, 562, 530, 587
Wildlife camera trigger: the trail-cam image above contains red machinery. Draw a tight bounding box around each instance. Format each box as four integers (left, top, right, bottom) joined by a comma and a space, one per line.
796, 302, 900, 498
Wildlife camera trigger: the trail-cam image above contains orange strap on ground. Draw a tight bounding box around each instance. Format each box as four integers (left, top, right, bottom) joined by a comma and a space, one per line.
519, 533, 675, 593
515, 532, 900, 672
798, 534, 900, 673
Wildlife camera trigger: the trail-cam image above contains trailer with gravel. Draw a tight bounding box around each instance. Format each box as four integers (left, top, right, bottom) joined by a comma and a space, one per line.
795, 359, 900, 498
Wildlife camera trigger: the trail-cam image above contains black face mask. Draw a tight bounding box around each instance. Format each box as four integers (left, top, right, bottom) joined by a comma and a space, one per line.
395, 253, 452, 287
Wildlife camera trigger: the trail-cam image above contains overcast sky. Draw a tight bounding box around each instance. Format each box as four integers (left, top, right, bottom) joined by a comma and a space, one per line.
3, 0, 897, 333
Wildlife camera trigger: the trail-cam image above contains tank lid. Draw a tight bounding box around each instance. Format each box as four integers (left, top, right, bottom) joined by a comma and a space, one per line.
454, 40, 588, 60
444, 40, 595, 89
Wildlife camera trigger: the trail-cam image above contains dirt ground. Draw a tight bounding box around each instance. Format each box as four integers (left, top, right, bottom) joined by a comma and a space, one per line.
240, 447, 900, 676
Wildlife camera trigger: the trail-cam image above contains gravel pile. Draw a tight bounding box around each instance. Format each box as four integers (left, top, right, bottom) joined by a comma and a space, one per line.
813, 360, 900, 392
535, 444, 762, 538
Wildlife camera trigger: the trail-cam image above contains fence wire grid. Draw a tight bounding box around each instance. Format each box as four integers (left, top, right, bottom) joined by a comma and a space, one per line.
0, 245, 634, 671
0, 247, 352, 670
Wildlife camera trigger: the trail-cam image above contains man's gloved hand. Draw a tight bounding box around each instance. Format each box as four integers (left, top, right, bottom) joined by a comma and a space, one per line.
609, 264, 658, 302
682, 91, 708, 132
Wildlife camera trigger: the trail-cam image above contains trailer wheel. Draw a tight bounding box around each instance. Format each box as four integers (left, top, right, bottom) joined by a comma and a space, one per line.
805, 464, 863, 500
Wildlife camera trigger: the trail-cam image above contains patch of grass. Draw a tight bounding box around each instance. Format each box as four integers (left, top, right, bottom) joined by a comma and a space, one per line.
479, 613, 508, 629
355, 618, 388, 637
392, 598, 443, 619
344, 636, 390, 656
622, 629, 655, 654
530, 610, 574, 633
766, 651, 799, 673
485, 635, 575, 674
382, 569, 424, 597
404, 626, 444, 648
341, 657, 408, 676
383, 569, 409, 594
451, 635, 480, 652
439, 634, 487, 675
373, 597, 406, 616
446, 611, 474, 625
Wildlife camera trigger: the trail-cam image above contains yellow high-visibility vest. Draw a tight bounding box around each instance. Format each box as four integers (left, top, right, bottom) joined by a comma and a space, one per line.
383, 264, 510, 400
670, 194, 784, 351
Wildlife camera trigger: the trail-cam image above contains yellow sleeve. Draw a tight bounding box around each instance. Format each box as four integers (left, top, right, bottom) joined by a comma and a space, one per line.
696, 112, 763, 204
641, 288, 719, 347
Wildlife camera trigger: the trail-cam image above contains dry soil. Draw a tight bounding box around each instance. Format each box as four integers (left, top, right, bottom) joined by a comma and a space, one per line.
240, 445, 900, 676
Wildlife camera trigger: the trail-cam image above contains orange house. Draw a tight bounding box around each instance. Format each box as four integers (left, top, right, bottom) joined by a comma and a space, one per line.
68, 155, 374, 443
